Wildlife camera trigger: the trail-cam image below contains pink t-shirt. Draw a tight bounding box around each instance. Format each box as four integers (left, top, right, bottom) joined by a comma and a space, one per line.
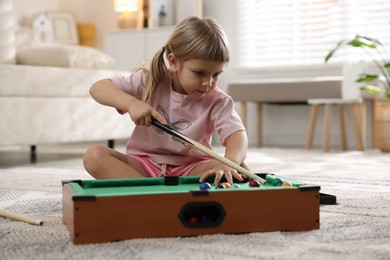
111, 70, 245, 165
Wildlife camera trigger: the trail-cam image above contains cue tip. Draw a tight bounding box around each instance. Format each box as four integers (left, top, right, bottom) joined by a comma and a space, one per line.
254, 175, 267, 184
34, 219, 44, 226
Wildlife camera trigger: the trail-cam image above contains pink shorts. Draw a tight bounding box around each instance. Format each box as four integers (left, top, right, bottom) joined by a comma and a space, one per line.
130, 155, 209, 177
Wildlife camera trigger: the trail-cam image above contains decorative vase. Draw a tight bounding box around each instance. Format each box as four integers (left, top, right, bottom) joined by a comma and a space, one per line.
373, 100, 390, 152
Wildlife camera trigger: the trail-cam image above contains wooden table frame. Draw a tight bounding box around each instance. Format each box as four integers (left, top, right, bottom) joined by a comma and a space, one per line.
62, 176, 320, 244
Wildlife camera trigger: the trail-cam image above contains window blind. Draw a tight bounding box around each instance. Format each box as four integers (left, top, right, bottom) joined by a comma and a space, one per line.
235, 0, 390, 69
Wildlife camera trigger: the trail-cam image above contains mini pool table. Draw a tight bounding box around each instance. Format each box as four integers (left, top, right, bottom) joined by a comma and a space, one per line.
62, 174, 321, 244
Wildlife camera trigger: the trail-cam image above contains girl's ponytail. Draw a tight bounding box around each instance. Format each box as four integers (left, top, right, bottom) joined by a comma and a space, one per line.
141, 47, 167, 103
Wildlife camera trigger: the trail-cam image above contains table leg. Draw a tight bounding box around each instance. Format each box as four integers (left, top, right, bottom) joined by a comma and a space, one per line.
372, 101, 378, 148
351, 103, 364, 151
323, 104, 332, 152
306, 104, 318, 149
256, 102, 263, 147
339, 104, 348, 150
240, 101, 247, 129
360, 102, 367, 150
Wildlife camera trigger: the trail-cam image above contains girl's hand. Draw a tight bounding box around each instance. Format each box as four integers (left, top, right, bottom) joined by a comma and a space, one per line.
199, 160, 244, 186
127, 100, 166, 126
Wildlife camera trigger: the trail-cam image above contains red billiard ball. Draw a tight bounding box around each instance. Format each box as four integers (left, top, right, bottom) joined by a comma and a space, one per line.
241, 175, 250, 183
249, 180, 260, 187
187, 217, 199, 224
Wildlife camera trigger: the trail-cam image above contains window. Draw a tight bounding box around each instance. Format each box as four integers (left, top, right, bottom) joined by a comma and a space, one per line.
235, 0, 390, 69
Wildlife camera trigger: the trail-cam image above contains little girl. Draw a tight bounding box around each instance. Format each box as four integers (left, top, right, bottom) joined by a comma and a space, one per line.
83, 16, 248, 185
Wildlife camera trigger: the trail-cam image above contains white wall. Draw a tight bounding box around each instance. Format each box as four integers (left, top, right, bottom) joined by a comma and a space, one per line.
12, 0, 371, 149
13, 0, 119, 50
13, 0, 61, 24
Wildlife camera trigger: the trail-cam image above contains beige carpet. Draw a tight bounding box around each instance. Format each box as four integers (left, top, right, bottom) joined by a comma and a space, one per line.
1, 148, 390, 259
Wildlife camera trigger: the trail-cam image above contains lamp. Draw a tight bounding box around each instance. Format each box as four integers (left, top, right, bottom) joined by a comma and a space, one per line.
113, 0, 139, 29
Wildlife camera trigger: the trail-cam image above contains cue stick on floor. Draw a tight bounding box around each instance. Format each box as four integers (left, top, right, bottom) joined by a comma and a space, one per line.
0, 210, 43, 226
151, 119, 266, 184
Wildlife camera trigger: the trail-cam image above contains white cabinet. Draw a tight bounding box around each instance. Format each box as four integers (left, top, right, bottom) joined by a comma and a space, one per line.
104, 27, 173, 71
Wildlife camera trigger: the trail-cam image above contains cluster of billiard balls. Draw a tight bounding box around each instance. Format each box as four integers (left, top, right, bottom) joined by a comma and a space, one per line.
199, 179, 262, 190
199, 182, 244, 190
269, 177, 293, 187
199, 177, 293, 190
187, 216, 212, 224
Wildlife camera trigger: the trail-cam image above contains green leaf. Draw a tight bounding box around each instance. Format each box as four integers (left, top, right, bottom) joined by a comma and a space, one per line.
324, 39, 348, 62
360, 85, 383, 94
384, 91, 390, 100
324, 35, 379, 63
347, 37, 376, 48
357, 35, 383, 47
356, 74, 379, 83
384, 63, 390, 68
324, 48, 337, 62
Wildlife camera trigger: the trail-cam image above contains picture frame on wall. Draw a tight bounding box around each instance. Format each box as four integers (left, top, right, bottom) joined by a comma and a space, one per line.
175, 0, 203, 24
46, 12, 79, 45
148, 0, 175, 28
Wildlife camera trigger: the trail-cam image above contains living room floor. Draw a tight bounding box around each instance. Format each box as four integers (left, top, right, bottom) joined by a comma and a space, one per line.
1, 142, 389, 259
0, 145, 80, 168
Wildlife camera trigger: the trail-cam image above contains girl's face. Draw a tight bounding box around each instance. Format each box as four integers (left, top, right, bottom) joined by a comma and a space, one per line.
169, 55, 228, 99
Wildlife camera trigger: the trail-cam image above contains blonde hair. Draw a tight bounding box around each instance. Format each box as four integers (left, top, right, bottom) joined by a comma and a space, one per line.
137, 16, 230, 103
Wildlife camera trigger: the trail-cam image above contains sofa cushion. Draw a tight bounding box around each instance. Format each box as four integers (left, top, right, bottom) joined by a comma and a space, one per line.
16, 45, 114, 69
0, 64, 128, 97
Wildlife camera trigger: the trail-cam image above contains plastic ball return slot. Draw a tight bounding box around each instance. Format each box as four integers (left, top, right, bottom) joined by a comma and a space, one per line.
179, 202, 226, 228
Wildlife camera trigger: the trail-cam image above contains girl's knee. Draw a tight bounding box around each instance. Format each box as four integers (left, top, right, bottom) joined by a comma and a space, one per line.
83, 145, 108, 172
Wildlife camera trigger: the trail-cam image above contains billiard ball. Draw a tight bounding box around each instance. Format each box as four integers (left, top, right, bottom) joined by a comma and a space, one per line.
271, 178, 283, 186
216, 184, 225, 189
200, 182, 212, 190
281, 182, 293, 187
232, 183, 241, 189
200, 216, 211, 223
241, 175, 250, 183
249, 180, 260, 187
221, 182, 231, 189
187, 217, 199, 224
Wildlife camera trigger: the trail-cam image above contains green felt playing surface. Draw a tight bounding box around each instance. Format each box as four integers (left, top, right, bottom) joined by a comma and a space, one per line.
68, 175, 304, 197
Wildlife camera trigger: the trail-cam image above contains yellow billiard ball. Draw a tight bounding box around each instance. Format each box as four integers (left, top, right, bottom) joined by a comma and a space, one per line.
221, 182, 231, 189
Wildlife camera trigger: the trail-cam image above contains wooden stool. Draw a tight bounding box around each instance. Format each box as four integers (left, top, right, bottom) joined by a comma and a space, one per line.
305, 98, 366, 151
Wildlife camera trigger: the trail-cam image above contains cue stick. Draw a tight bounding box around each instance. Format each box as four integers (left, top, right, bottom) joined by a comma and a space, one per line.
151, 119, 266, 184
0, 210, 43, 226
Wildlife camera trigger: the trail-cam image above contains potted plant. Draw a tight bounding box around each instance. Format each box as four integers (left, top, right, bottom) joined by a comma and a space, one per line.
325, 35, 390, 152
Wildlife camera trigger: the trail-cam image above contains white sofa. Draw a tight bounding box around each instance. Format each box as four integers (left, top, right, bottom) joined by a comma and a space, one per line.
0, 64, 133, 148
0, 2, 134, 150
